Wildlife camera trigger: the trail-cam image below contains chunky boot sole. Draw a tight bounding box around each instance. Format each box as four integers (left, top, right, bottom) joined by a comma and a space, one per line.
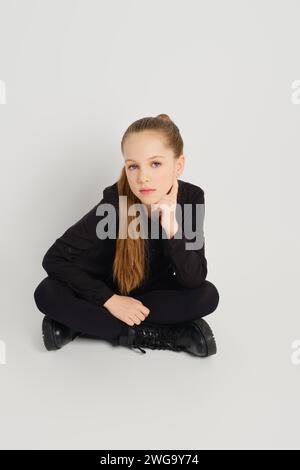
42, 316, 60, 351
191, 318, 217, 356
42, 316, 80, 351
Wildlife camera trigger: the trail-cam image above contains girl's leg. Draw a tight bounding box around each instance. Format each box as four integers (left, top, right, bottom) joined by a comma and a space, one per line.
33, 276, 128, 340
34, 275, 220, 341
134, 277, 220, 325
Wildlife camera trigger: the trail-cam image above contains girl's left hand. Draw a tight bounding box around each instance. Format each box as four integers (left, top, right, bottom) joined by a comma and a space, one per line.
151, 172, 179, 239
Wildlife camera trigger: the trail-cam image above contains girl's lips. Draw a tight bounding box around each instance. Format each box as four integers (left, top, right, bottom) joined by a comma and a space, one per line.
140, 189, 156, 194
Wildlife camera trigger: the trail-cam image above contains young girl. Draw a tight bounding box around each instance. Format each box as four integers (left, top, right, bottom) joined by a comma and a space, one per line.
34, 114, 220, 356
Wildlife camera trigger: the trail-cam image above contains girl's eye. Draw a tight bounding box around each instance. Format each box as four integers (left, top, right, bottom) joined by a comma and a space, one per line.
128, 161, 161, 171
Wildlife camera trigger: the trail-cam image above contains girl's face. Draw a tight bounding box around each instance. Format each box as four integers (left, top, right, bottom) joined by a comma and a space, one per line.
123, 131, 185, 214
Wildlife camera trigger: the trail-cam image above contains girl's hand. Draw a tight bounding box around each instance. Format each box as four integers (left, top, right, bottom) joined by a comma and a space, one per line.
103, 294, 150, 326
151, 172, 179, 239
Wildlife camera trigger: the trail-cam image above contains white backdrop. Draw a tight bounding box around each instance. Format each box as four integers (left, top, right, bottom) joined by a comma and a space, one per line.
0, 0, 299, 450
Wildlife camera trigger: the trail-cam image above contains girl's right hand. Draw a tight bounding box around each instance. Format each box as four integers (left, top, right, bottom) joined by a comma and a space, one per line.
103, 294, 150, 326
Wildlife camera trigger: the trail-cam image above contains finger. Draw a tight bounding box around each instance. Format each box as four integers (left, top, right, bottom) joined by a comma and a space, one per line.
133, 313, 143, 324
131, 307, 146, 321
133, 299, 150, 314
128, 314, 141, 325
140, 305, 150, 316
136, 308, 148, 321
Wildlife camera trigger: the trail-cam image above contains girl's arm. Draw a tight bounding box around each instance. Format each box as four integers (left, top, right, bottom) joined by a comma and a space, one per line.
42, 186, 117, 307
161, 187, 207, 288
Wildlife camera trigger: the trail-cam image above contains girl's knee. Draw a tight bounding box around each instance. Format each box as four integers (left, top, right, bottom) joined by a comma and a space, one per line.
207, 281, 220, 312
200, 280, 220, 313
33, 277, 56, 313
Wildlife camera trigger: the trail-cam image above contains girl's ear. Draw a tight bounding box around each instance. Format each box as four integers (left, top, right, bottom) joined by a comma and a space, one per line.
176, 154, 185, 176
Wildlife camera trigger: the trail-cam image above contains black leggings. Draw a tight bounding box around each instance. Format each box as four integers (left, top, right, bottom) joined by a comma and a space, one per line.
33, 276, 220, 340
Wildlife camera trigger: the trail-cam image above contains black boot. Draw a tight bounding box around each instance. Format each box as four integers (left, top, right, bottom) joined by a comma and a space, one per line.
42, 315, 81, 351
118, 318, 217, 357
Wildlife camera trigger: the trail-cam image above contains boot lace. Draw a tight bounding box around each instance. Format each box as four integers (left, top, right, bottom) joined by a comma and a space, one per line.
131, 323, 185, 354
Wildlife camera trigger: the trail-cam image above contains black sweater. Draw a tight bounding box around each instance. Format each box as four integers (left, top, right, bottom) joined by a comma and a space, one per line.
42, 179, 208, 306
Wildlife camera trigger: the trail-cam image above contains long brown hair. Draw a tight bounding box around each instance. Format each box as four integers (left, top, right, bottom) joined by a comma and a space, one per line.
112, 113, 184, 295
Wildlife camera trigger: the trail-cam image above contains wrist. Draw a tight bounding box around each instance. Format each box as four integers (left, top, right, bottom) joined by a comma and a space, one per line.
103, 294, 117, 308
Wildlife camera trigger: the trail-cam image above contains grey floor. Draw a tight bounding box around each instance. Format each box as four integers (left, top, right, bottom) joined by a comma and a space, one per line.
1, 273, 299, 450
